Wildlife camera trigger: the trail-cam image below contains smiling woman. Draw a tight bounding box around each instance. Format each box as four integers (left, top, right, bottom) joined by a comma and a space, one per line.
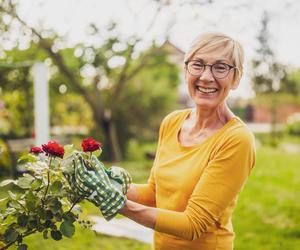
121, 32, 256, 250
68, 32, 256, 250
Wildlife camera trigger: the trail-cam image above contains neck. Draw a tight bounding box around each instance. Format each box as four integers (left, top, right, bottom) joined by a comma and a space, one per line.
190, 103, 234, 132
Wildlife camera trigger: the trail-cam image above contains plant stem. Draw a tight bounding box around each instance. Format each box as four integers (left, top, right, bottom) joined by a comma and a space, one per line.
0, 229, 37, 250
67, 195, 83, 214
43, 156, 52, 202
15, 200, 28, 214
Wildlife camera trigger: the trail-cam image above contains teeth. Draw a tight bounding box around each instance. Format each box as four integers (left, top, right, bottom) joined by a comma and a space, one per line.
197, 87, 218, 93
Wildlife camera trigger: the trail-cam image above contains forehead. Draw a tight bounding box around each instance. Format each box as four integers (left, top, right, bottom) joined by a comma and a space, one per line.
191, 46, 233, 63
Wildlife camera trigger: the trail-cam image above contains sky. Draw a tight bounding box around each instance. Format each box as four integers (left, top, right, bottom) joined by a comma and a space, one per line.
16, 0, 300, 98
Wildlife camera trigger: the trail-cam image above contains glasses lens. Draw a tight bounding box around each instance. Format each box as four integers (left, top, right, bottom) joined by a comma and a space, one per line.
188, 61, 204, 76
212, 63, 230, 78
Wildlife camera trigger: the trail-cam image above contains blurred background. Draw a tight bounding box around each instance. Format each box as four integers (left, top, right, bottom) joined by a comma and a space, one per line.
0, 0, 299, 249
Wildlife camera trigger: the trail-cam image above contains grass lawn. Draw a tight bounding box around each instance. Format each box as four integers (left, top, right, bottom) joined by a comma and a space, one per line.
233, 146, 300, 250
1, 144, 299, 249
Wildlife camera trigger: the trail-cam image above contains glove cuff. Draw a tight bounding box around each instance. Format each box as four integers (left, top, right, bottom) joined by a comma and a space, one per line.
101, 191, 127, 221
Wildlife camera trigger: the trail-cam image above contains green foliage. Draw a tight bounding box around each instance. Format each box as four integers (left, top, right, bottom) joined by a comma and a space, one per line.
114, 49, 179, 155
0, 152, 85, 249
251, 11, 286, 95
0, 141, 12, 177
0, 44, 49, 139
281, 68, 300, 96
286, 114, 300, 136
0, 38, 179, 162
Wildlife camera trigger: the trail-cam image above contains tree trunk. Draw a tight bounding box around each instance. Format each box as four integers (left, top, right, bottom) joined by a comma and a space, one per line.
5, 141, 18, 178
270, 93, 278, 147
101, 117, 122, 162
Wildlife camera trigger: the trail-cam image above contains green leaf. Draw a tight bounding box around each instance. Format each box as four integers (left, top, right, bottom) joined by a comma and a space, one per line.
25, 191, 37, 210
63, 144, 76, 158
48, 198, 62, 212
4, 227, 19, 243
50, 230, 62, 241
54, 213, 63, 222
50, 180, 63, 193
17, 214, 28, 227
0, 179, 17, 187
43, 230, 48, 239
50, 158, 61, 169
45, 210, 54, 220
27, 218, 38, 229
62, 212, 76, 223
8, 200, 21, 209
8, 190, 17, 200
43, 219, 53, 228
61, 155, 75, 174
17, 175, 35, 189
18, 153, 37, 164
17, 244, 28, 250
0, 197, 8, 203
93, 148, 102, 157
31, 179, 43, 190
60, 221, 75, 238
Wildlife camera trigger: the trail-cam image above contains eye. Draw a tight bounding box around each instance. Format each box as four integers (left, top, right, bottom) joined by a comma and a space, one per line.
213, 63, 229, 72
191, 62, 204, 69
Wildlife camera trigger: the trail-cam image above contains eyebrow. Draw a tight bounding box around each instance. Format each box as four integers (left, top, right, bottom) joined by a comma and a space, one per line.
192, 57, 231, 64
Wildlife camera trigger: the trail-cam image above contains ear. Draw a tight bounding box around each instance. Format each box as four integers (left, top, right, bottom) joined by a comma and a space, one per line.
231, 79, 240, 90
231, 71, 242, 90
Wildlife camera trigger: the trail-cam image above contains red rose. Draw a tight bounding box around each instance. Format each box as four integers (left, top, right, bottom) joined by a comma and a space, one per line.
29, 146, 43, 154
81, 138, 102, 152
42, 140, 65, 158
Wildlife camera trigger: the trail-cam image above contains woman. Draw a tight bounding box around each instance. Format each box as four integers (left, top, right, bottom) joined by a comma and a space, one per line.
69, 32, 256, 250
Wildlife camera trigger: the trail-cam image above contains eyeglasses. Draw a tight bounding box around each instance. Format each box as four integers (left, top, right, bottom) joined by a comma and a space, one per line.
185, 60, 237, 79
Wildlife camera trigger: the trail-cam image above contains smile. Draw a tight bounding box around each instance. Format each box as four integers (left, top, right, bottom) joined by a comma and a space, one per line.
196, 86, 218, 93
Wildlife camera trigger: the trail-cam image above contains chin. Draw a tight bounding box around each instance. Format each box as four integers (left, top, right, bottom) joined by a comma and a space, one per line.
192, 99, 217, 110
190, 94, 220, 110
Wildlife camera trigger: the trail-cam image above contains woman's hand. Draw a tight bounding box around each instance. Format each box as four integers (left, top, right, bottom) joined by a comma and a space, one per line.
105, 166, 132, 195
63, 153, 126, 220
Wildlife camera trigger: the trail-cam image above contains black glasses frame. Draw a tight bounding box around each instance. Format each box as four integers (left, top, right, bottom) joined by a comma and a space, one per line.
185, 60, 237, 79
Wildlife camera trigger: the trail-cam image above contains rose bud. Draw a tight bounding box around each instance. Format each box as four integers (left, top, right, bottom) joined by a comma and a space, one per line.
29, 146, 43, 154
81, 138, 102, 152
42, 140, 65, 158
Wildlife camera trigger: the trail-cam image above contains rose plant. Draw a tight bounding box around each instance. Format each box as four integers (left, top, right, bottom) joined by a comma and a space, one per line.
0, 138, 103, 250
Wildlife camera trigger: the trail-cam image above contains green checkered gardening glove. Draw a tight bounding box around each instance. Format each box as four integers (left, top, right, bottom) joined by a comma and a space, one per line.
105, 166, 132, 195
63, 154, 132, 196
73, 154, 126, 220
62, 155, 87, 199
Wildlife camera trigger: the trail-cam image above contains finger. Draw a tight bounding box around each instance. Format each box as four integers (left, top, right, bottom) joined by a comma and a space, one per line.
74, 165, 96, 195
91, 159, 111, 185
75, 163, 108, 196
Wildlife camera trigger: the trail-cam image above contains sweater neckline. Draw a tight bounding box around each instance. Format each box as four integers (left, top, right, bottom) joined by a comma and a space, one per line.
176, 109, 238, 149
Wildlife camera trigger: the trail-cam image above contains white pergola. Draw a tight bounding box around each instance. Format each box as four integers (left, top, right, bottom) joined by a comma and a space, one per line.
3, 61, 50, 151
32, 62, 50, 146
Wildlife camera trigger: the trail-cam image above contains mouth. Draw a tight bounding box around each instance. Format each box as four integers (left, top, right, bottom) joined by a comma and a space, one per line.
196, 86, 218, 94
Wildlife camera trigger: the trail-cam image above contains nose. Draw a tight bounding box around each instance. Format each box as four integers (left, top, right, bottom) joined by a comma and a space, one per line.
199, 65, 214, 81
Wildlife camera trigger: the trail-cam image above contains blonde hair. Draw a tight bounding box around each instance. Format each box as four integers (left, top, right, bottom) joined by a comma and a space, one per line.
184, 32, 244, 83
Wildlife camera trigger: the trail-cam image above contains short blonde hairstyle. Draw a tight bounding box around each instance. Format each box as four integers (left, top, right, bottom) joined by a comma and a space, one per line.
184, 32, 244, 83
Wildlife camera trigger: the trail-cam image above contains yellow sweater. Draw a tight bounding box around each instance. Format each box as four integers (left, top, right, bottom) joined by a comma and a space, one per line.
135, 109, 256, 250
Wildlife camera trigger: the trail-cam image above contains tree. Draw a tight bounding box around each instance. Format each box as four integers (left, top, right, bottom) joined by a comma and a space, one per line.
280, 68, 300, 96
0, 0, 184, 161
251, 11, 286, 146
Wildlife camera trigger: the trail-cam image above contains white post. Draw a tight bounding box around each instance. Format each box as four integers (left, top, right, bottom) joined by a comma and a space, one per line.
32, 62, 50, 146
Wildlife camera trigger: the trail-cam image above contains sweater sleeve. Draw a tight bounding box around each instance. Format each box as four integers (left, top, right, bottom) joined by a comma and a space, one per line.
154, 129, 256, 240
135, 115, 168, 207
